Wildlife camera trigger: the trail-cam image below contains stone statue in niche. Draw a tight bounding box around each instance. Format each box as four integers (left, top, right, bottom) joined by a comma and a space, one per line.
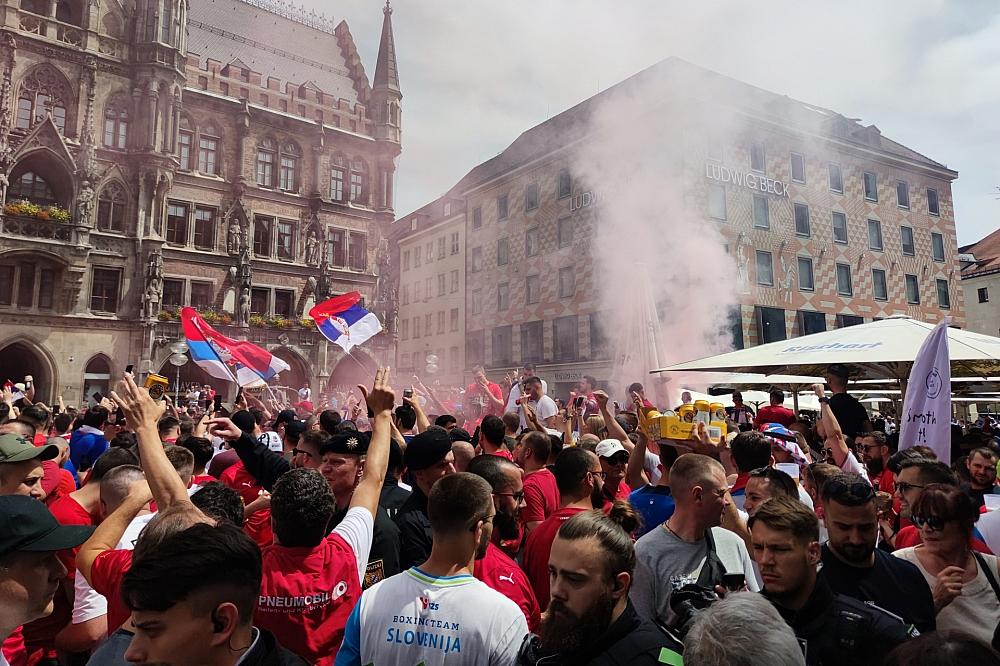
236, 247, 252, 326
76, 180, 95, 227
143, 250, 163, 320
780, 253, 795, 304
315, 259, 331, 301
227, 216, 243, 255
305, 227, 320, 265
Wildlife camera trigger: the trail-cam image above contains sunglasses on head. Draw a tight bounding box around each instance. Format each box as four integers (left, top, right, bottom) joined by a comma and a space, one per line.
824, 478, 875, 502
911, 514, 946, 531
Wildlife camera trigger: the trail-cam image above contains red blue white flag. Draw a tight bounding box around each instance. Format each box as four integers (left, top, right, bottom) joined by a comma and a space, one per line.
180, 307, 290, 386
308, 292, 382, 352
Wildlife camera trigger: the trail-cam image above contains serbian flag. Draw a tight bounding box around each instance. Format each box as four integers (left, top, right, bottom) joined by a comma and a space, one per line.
309, 292, 382, 352
181, 307, 290, 386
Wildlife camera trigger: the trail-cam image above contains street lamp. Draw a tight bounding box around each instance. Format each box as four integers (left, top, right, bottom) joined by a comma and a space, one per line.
168, 340, 189, 403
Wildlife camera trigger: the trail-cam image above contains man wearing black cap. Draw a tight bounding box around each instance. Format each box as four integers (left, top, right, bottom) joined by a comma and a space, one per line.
825, 364, 872, 441
394, 425, 456, 569
0, 495, 93, 661
0, 433, 58, 499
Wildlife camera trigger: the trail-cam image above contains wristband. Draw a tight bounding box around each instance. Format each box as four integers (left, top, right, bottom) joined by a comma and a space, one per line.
818, 397, 830, 404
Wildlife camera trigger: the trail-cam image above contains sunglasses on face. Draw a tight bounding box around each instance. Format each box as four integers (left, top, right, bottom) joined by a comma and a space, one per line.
589, 470, 607, 481
893, 481, 926, 494
493, 491, 525, 503
911, 514, 946, 531
606, 454, 629, 467
291, 448, 313, 458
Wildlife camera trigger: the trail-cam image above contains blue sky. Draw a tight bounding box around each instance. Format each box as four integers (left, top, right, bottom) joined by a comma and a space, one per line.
322, 0, 1000, 246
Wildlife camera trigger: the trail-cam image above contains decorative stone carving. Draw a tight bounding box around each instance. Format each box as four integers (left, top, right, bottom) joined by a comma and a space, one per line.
235, 247, 252, 326
143, 250, 163, 320
304, 227, 319, 265
75, 180, 95, 227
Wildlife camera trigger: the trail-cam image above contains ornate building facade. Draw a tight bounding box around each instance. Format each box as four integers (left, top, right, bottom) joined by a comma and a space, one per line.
0, 0, 402, 404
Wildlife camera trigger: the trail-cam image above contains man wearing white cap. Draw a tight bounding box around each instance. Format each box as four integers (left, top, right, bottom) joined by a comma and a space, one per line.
596, 439, 631, 511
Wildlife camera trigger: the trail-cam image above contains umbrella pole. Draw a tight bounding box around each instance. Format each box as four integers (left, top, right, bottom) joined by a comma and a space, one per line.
793, 390, 799, 415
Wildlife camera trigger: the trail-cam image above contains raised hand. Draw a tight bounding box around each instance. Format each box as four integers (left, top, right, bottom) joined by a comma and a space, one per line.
110, 373, 166, 432
358, 367, 395, 416
593, 390, 609, 411
206, 417, 243, 441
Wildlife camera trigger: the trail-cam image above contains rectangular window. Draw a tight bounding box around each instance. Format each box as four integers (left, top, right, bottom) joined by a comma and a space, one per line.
414, 281, 421, 302
901, 225, 915, 256
165, 203, 188, 245
525, 183, 539, 211
837, 314, 864, 328
198, 136, 218, 174
836, 263, 853, 296
872, 269, 888, 301
905, 274, 920, 304
708, 184, 727, 220
450, 270, 458, 293
497, 194, 508, 220
437, 311, 445, 334
750, 142, 765, 172
329, 165, 345, 201
470, 246, 483, 273
558, 169, 571, 198
424, 313, 432, 336
450, 308, 459, 332
797, 257, 814, 291
162, 278, 183, 308
559, 267, 576, 298
863, 171, 878, 202
0, 265, 12, 305
425, 242, 433, 265
253, 216, 272, 257
438, 237, 445, 260
828, 163, 843, 193
520, 321, 543, 364
752, 195, 769, 229
348, 232, 367, 270
279, 155, 296, 191
451, 232, 459, 254
896, 180, 909, 209
793, 203, 811, 237
497, 282, 509, 311
525, 227, 539, 257
931, 233, 945, 262
553, 315, 578, 362
832, 212, 848, 244
558, 217, 573, 247
927, 188, 940, 216
756, 306, 787, 343
273, 290, 293, 318
424, 278, 432, 300
177, 131, 192, 170
250, 288, 268, 315
755, 250, 774, 286
190, 281, 212, 309
16, 263, 33, 308
450, 346, 460, 370
438, 274, 445, 297
526, 275, 540, 304
867, 219, 883, 251
402, 250, 410, 271
413, 316, 420, 338
90, 268, 121, 313
790, 152, 805, 183
193, 207, 216, 250
936, 279, 950, 309
466, 330, 485, 367
401, 285, 409, 306
471, 289, 482, 315
492, 326, 513, 366
414, 246, 421, 267
590, 314, 610, 359
256, 149, 274, 187
799, 310, 827, 335
497, 237, 509, 266
978, 287, 989, 303
327, 228, 346, 266
472, 207, 482, 230
276, 221, 294, 260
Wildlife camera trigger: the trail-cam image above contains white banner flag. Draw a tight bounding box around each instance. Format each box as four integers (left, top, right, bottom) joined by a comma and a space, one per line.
899, 318, 952, 463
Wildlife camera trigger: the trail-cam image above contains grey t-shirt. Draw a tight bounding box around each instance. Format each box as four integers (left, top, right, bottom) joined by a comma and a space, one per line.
630, 525, 759, 625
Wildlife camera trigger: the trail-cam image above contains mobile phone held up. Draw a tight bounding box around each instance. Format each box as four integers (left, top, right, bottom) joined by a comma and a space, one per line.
125, 364, 134, 375
403, 388, 413, 399
213, 394, 223, 412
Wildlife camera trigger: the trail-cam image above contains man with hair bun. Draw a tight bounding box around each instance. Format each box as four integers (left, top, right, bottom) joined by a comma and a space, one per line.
518, 504, 681, 665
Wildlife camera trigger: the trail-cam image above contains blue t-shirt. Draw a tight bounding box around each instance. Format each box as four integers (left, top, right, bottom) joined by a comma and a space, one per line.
629, 484, 675, 539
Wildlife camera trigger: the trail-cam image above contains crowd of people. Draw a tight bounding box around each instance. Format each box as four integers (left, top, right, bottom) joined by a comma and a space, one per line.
2, 361, 1000, 665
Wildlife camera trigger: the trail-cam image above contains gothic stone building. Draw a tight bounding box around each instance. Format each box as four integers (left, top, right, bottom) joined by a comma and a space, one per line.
0, 0, 402, 404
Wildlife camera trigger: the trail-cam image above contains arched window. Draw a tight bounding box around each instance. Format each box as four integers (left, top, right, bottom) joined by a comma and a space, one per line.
97, 182, 127, 232
9, 172, 56, 206
198, 124, 220, 175
15, 66, 71, 134
102, 99, 128, 149
278, 141, 299, 191
329, 154, 345, 202
349, 158, 367, 204
256, 137, 276, 187
101, 12, 122, 38
54, 0, 83, 25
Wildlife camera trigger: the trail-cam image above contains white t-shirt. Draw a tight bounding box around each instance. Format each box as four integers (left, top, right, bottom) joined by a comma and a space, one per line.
73, 513, 155, 624
336, 568, 527, 666
504, 379, 548, 413
258, 431, 283, 453
298, 387, 312, 401
518, 395, 558, 431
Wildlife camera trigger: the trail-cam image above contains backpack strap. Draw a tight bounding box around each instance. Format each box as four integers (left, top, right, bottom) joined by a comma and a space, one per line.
695, 528, 727, 589
973, 552, 1000, 604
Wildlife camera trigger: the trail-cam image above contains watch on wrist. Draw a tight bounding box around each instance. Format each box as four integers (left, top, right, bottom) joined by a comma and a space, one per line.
818, 397, 830, 404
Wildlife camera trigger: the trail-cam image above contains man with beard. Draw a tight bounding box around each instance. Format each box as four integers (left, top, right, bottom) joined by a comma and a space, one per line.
467, 455, 541, 631
336, 473, 527, 666
630, 454, 758, 627
962, 447, 1000, 509
887, 458, 970, 552
517, 508, 681, 666
752, 496, 914, 665
818, 471, 935, 634
522, 448, 606, 610
858, 431, 894, 493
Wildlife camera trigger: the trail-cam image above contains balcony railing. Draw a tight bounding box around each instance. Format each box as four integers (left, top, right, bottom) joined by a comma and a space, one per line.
11, 8, 127, 58
0, 214, 75, 243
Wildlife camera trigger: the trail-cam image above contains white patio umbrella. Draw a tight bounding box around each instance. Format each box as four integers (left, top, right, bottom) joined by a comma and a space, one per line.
652, 315, 1000, 382
667, 372, 825, 413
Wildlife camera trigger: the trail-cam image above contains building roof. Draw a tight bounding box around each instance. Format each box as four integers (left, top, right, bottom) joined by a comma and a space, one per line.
373, 2, 400, 94
186, 0, 367, 103
960, 227, 1000, 279
450, 57, 955, 195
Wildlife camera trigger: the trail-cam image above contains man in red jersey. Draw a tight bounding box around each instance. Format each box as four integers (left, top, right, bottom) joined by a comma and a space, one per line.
517, 431, 559, 536
753, 389, 796, 429
523, 447, 605, 609
463, 366, 504, 430
467, 454, 541, 631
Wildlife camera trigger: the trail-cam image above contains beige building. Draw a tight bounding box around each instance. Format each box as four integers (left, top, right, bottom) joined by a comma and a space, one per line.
392, 197, 467, 386
959, 228, 1000, 337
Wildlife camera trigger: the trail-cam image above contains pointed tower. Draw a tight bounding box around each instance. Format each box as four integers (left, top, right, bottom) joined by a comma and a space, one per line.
371, 0, 401, 215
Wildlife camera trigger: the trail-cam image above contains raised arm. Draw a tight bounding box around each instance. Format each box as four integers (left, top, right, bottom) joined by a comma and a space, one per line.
206, 420, 290, 491
78, 479, 152, 584
813, 384, 849, 467
595, 391, 634, 453
403, 393, 431, 433
351, 367, 395, 517
625, 423, 650, 489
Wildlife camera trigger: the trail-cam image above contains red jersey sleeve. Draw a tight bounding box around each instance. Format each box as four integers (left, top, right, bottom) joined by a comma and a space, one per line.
91, 549, 134, 634
521, 476, 547, 524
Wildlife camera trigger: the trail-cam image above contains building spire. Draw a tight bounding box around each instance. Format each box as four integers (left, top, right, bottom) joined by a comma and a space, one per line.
373, 0, 400, 94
